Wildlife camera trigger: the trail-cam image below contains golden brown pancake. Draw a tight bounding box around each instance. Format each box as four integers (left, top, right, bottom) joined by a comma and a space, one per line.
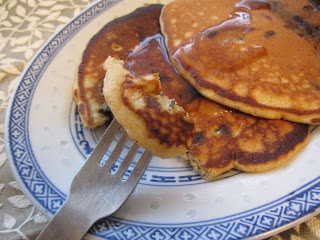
74, 4, 163, 128
124, 30, 310, 179
160, 0, 320, 125
103, 57, 195, 159
76, 3, 310, 179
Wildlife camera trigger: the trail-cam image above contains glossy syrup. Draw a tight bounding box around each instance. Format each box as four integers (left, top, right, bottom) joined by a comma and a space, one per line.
173, 0, 270, 76
124, 33, 201, 108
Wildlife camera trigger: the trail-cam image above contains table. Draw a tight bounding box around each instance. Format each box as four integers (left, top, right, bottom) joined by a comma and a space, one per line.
0, 0, 319, 239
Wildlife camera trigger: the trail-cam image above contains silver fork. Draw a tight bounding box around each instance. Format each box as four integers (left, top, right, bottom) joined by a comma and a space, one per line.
36, 119, 153, 240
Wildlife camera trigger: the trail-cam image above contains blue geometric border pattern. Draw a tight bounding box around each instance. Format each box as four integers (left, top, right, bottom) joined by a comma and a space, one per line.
7, 0, 320, 239
7, 0, 122, 215
89, 177, 320, 239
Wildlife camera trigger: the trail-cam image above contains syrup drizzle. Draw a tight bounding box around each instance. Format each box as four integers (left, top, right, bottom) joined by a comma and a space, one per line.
126, 33, 171, 72
173, 0, 270, 75
124, 33, 201, 108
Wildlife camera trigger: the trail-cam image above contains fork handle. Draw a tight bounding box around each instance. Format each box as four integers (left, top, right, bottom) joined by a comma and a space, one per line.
36, 199, 93, 240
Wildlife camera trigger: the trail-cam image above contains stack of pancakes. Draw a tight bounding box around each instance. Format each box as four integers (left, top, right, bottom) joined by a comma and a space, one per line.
74, 1, 319, 180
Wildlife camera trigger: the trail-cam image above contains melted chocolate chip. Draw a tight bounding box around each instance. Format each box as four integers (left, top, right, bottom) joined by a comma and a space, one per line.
204, 30, 219, 38
293, 15, 303, 24
159, 75, 169, 81
264, 30, 275, 38
192, 132, 204, 143
220, 125, 231, 137
303, 5, 314, 11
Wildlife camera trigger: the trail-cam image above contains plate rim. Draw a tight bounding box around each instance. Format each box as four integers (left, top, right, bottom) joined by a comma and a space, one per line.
4, 0, 320, 239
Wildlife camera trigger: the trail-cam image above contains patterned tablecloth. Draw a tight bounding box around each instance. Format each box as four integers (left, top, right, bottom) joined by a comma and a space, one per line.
0, 0, 320, 239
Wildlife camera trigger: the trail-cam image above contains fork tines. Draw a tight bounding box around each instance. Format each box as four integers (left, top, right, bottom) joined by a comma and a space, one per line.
89, 119, 153, 181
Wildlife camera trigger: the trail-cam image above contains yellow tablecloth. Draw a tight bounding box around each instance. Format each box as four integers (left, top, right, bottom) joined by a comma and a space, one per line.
0, 0, 319, 239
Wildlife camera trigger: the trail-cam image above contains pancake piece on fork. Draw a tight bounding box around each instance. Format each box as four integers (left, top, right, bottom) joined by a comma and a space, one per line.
160, 0, 320, 125
103, 57, 195, 159
75, 3, 310, 179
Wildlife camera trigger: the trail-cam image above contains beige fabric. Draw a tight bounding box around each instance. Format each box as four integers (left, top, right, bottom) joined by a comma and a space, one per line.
0, 1, 94, 239
0, 0, 319, 239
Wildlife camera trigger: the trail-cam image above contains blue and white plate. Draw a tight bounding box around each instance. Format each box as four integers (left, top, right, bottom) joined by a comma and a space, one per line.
5, 0, 320, 239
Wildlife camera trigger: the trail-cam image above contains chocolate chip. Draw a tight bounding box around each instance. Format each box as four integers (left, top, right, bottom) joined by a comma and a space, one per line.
265, 15, 273, 21
219, 125, 231, 137
99, 104, 113, 118
293, 15, 303, 24
169, 99, 175, 109
214, 128, 222, 134
204, 30, 219, 38
192, 132, 203, 143
303, 5, 314, 11
293, 15, 314, 35
264, 30, 275, 38
159, 75, 169, 81
312, 82, 320, 90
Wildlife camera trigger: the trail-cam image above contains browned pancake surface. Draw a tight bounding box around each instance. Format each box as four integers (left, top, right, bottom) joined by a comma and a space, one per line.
74, 4, 163, 128
103, 57, 194, 158
160, 0, 320, 124
125, 31, 310, 178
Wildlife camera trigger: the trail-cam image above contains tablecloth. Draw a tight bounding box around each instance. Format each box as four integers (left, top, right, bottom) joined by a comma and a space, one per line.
0, 0, 319, 239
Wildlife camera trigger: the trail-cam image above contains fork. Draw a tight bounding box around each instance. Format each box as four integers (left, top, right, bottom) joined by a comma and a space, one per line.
36, 119, 153, 240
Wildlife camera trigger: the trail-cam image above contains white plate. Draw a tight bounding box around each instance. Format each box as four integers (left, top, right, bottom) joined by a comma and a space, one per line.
5, 0, 320, 239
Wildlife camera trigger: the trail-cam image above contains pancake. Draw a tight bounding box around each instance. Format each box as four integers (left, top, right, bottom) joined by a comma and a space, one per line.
76, 3, 310, 179
103, 57, 195, 159
160, 0, 320, 125
74, 4, 163, 128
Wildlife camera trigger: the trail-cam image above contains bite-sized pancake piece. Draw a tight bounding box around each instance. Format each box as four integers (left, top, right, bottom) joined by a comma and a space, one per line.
74, 4, 163, 128
103, 57, 195, 159
160, 0, 320, 124
125, 32, 310, 179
